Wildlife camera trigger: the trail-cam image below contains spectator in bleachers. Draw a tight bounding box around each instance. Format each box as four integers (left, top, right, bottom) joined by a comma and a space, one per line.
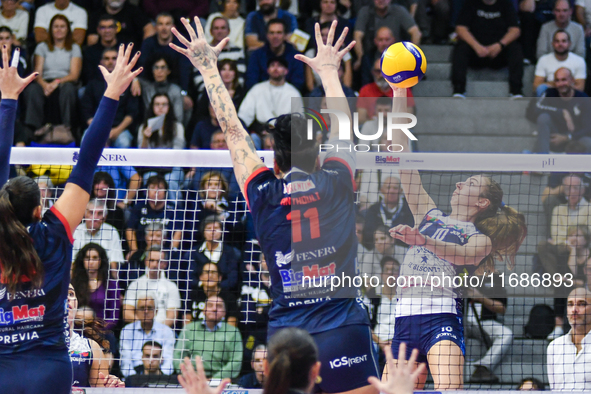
71, 243, 121, 329
23, 14, 81, 131
575, 0, 591, 64
126, 175, 175, 256
189, 17, 246, 105
452, 0, 524, 98
0, 0, 29, 46
537, 0, 585, 59
239, 57, 303, 137
547, 287, 591, 390
360, 26, 395, 87
94, 165, 142, 209
82, 48, 138, 148
138, 93, 185, 150
0, 26, 26, 79
538, 175, 591, 337
465, 274, 513, 384
190, 104, 223, 149
585, 257, 591, 289
122, 222, 163, 289
82, 15, 125, 85
368, 256, 400, 351
190, 214, 241, 291
33, 175, 55, 216
356, 214, 370, 259
244, 0, 297, 51
184, 262, 238, 326
123, 246, 182, 327
125, 341, 172, 386
240, 254, 270, 361
304, 0, 352, 53
415, 0, 450, 44
87, 0, 154, 46
34, 0, 87, 45
91, 171, 127, 241
304, 21, 352, 92
359, 225, 395, 278
361, 175, 414, 251
73, 199, 125, 273
245, 19, 304, 91
566, 225, 591, 288
532, 67, 591, 153
137, 56, 185, 122
120, 295, 176, 377
238, 344, 266, 388
204, 0, 245, 49
359, 97, 395, 150
174, 295, 243, 378
139, 12, 192, 98
138, 93, 185, 200
517, 377, 545, 390
142, 0, 206, 21
353, 0, 421, 72
357, 58, 415, 123
533, 31, 587, 96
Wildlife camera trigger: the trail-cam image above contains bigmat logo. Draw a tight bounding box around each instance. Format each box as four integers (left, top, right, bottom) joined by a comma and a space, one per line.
0, 304, 46, 325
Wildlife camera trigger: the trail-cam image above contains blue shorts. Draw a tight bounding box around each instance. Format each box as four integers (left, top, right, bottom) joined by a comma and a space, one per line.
312, 324, 380, 393
391, 313, 465, 363
0, 347, 72, 393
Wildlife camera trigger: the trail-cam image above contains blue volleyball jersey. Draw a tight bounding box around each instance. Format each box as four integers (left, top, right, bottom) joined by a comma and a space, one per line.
396, 208, 482, 317
0, 207, 72, 354
245, 140, 369, 335
70, 331, 93, 387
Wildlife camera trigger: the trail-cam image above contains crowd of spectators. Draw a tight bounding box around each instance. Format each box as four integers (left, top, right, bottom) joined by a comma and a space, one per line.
4, 0, 591, 389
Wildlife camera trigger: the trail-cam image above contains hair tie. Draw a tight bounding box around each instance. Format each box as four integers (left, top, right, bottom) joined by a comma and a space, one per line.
500, 201, 506, 208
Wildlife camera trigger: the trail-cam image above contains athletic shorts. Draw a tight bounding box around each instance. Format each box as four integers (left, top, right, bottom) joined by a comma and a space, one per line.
0, 347, 72, 394
312, 324, 380, 393
391, 313, 465, 363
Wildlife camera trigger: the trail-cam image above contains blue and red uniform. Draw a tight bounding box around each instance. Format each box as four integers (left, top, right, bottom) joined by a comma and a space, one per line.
245, 139, 379, 393
0, 95, 119, 393
0, 206, 74, 393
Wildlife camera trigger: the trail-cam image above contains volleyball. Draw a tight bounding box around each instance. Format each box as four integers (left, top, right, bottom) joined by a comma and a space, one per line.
380, 41, 427, 88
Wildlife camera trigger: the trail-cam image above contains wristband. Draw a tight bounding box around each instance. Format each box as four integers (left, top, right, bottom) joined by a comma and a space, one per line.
498, 42, 505, 49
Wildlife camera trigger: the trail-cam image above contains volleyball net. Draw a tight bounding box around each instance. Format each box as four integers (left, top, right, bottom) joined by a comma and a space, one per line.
8, 146, 591, 390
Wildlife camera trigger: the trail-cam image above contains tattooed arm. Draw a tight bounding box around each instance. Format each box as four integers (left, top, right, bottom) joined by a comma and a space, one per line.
295, 21, 356, 142
170, 17, 265, 194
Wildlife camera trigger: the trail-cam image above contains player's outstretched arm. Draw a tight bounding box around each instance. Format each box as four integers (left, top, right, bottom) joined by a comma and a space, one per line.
54, 43, 142, 232
368, 343, 426, 394
170, 17, 265, 194
295, 21, 355, 141
0, 45, 38, 185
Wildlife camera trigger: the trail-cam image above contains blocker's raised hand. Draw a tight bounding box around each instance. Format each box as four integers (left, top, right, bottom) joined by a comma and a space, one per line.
0, 45, 37, 100
170, 17, 229, 74
294, 20, 355, 77
101, 43, 142, 99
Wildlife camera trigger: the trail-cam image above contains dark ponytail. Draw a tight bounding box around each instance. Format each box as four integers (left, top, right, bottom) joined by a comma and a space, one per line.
264, 328, 318, 394
0, 177, 43, 295
475, 177, 527, 272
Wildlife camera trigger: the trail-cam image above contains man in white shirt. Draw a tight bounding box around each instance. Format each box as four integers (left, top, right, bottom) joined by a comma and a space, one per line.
238, 57, 303, 129
119, 295, 176, 377
547, 287, 591, 390
0, 0, 29, 45
73, 199, 124, 272
123, 246, 181, 328
534, 29, 587, 96
33, 0, 87, 45
537, 0, 586, 59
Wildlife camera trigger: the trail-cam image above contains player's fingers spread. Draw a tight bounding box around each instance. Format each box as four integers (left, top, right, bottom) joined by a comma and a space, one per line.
397, 342, 407, 367
407, 348, 420, 371
216, 378, 231, 394
314, 23, 322, 47
294, 54, 312, 66
171, 27, 191, 48
1, 45, 8, 70
368, 376, 384, 390
169, 42, 189, 56
339, 41, 356, 57
214, 37, 230, 55
326, 20, 337, 46
413, 362, 427, 380
334, 26, 348, 51
194, 16, 205, 38
122, 42, 133, 63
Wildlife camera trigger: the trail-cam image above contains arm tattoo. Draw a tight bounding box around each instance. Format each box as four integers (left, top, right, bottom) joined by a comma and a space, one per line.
189, 46, 217, 71
245, 135, 257, 155
226, 125, 245, 145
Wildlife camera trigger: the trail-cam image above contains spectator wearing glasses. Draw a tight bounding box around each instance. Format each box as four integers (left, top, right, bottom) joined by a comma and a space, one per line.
120, 295, 176, 377
137, 56, 184, 123
82, 15, 126, 85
